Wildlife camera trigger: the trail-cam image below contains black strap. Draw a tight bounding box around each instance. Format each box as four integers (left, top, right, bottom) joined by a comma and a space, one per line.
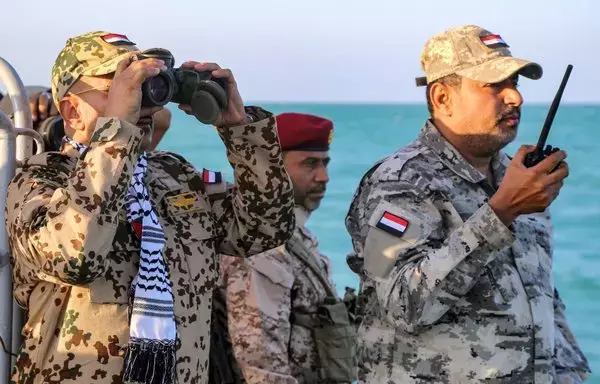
286, 235, 336, 298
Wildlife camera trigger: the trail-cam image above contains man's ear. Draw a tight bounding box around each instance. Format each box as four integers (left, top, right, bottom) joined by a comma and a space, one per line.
59, 97, 85, 133
430, 81, 454, 117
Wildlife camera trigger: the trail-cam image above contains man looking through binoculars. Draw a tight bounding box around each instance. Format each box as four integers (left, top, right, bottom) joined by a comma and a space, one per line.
4, 30, 295, 384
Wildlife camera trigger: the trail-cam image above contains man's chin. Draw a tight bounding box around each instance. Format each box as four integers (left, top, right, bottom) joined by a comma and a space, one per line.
498, 132, 517, 150
302, 197, 323, 213
498, 121, 518, 141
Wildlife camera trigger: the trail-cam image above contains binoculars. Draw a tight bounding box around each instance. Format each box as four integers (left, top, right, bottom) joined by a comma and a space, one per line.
137, 48, 228, 125
0, 88, 65, 152
0, 48, 230, 152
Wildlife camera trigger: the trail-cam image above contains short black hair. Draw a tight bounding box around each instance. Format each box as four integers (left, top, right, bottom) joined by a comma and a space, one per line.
425, 74, 462, 115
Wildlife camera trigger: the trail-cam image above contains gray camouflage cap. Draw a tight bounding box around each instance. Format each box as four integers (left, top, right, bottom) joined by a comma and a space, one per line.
416, 25, 543, 86
51, 31, 140, 107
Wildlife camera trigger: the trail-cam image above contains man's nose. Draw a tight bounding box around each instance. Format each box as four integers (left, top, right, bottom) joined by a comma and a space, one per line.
504, 86, 523, 108
314, 164, 329, 184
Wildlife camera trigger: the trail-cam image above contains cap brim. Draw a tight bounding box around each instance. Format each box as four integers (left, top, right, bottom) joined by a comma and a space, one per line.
80, 51, 132, 77
456, 56, 543, 84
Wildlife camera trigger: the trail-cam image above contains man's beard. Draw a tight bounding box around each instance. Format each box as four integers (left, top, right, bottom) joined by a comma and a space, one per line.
295, 184, 326, 213
463, 107, 521, 157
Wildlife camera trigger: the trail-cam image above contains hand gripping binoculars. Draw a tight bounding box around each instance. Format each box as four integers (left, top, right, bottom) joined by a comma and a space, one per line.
136, 48, 228, 125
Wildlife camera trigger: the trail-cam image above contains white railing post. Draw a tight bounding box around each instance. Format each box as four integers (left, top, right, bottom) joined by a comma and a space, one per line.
0, 56, 45, 382
0, 110, 16, 383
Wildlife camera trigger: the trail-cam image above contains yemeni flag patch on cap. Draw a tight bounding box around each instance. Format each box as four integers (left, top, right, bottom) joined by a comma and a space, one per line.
101, 33, 135, 45
480, 34, 509, 49
376, 211, 409, 237
203, 169, 222, 184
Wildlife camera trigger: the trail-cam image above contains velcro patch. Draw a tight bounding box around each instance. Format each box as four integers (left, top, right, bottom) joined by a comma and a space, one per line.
202, 169, 222, 184
101, 33, 135, 46
376, 211, 409, 237
480, 34, 509, 49
165, 192, 203, 214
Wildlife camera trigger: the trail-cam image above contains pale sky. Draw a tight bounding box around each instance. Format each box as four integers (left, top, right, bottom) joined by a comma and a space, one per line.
0, 0, 597, 103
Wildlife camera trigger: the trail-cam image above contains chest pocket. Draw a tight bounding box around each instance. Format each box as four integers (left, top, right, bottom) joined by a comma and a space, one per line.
469, 262, 511, 308
164, 190, 220, 292
88, 221, 141, 304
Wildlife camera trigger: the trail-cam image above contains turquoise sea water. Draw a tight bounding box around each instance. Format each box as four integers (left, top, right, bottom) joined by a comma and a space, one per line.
158, 103, 600, 382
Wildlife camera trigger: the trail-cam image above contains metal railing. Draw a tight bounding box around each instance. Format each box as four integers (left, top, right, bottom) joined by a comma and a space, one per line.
0, 56, 45, 382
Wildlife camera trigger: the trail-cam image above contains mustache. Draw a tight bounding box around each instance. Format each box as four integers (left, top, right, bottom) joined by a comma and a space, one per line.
497, 107, 521, 122
308, 185, 327, 194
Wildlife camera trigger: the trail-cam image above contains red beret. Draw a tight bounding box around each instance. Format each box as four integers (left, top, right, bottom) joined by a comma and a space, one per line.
276, 112, 333, 151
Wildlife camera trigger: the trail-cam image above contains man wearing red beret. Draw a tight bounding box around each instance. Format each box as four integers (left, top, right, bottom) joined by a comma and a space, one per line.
216, 113, 357, 384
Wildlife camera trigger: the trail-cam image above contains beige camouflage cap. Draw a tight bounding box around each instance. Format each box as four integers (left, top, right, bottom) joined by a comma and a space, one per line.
51, 31, 139, 106
416, 25, 543, 86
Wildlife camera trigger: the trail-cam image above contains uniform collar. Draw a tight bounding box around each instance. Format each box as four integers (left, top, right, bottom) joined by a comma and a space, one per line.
60, 141, 82, 158
293, 205, 321, 254
295, 205, 310, 229
418, 119, 510, 186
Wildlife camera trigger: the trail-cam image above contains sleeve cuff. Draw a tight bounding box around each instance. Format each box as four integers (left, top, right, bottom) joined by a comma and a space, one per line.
244, 106, 273, 122
218, 106, 274, 131
470, 203, 516, 250
215, 107, 277, 142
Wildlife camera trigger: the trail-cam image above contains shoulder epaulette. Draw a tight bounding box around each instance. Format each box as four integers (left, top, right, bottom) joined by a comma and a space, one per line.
147, 150, 189, 165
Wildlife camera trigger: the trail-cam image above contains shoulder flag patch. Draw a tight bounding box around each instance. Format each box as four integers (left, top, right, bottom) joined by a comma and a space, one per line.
376, 211, 409, 237
480, 34, 509, 49
101, 33, 135, 46
202, 169, 222, 184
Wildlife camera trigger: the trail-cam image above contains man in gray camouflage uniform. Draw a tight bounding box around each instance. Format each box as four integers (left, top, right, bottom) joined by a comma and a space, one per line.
345, 24, 590, 383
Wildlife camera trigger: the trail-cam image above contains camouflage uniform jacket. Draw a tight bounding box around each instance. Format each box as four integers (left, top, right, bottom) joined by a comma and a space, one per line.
345, 120, 590, 384
219, 207, 336, 384
6, 109, 295, 384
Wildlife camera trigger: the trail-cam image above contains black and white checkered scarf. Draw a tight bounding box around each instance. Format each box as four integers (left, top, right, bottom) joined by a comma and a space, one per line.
64, 136, 176, 384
